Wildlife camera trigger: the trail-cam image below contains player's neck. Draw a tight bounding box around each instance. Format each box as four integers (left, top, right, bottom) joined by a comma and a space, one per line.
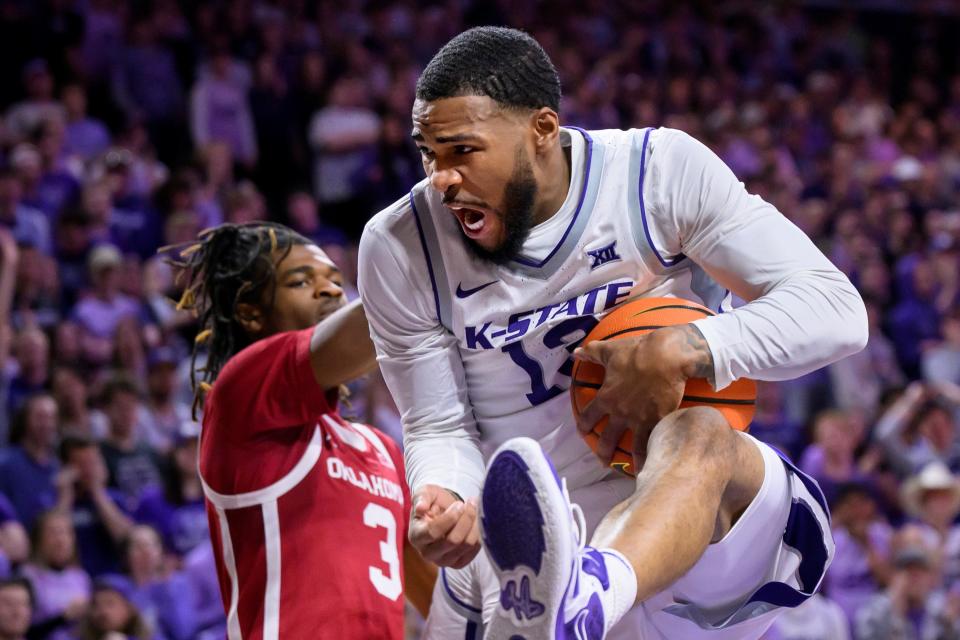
531, 143, 572, 226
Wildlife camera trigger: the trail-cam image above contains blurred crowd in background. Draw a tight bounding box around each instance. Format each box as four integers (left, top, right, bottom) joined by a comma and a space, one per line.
0, 1, 958, 639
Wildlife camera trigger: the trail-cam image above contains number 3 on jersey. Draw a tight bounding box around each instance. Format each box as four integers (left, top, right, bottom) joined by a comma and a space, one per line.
363, 502, 402, 600
503, 315, 600, 406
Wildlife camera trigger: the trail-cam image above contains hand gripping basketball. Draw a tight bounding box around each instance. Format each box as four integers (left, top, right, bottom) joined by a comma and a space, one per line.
572, 297, 756, 477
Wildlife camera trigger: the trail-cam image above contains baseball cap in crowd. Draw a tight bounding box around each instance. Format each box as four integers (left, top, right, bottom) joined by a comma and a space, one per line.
88, 244, 122, 274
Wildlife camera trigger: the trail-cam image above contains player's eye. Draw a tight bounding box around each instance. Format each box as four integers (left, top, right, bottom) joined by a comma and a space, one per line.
453, 145, 475, 155
288, 278, 310, 288
417, 147, 434, 159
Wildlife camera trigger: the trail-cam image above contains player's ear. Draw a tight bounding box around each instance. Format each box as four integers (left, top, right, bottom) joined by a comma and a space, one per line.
236, 302, 265, 337
531, 107, 560, 153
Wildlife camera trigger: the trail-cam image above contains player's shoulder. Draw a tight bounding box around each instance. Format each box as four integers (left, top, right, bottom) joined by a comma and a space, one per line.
361, 178, 430, 250
574, 125, 662, 144
209, 329, 310, 404
645, 126, 713, 159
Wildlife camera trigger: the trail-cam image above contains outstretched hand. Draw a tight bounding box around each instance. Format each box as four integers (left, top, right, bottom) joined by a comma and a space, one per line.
573, 324, 715, 470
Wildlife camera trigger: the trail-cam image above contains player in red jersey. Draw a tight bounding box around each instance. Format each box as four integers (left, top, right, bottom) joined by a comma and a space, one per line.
170, 222, 433, 640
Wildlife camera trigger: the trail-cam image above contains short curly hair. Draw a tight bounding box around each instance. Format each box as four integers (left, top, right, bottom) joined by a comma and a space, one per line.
416, 26, 561, 111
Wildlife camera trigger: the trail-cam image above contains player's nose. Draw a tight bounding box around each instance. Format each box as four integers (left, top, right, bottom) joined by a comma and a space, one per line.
315, 279, 343, 298
429, 167, 461, 194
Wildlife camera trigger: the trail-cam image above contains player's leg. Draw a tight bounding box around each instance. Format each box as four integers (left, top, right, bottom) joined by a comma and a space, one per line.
421, 551, 503, 640
590, 406, 765, 604
631, 431, 833, 639
421, 565, 484, 640
478, 407, 768, 639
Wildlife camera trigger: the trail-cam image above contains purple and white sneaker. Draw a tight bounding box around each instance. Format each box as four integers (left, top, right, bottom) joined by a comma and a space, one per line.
480, 437, 615, 640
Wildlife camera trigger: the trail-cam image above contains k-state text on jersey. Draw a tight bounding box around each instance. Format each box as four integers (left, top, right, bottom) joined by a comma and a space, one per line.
463, 279, 634, 350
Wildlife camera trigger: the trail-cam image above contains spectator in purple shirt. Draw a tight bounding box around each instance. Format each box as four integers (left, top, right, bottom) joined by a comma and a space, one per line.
135, 348, 193, 455
5, 328, 51, 419
889, 259, 943, 379
19, 510, 91, 640
60, 84, 111, 162
180, 541, 224, 639
134, 423, 205, 557
97, 152, 163, 260
800, 409, 877, 507
826, 483, 894, 626
0, 394, 59, 530
30, 119, 81, 220
0, 170, 51, 257
189, 43, 258, 168
121, 525, 196, 640
54, 212, 94, 313
69, 575, 155, 640
70, 245, 140, 369
56, 438, 133, 577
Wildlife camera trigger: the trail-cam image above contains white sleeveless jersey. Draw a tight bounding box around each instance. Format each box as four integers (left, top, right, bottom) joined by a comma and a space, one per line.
359, 126, 866, 499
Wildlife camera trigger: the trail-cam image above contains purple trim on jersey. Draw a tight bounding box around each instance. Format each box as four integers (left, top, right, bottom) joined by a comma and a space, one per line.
465, 620, 479, 639
746, 499, 828, 608
409, 191, 444, 325
718, 290, 729, 313
512, 128, 595, 269
776, 448, 831, 521
637, 127, 686, 268
442, 568, 482, 614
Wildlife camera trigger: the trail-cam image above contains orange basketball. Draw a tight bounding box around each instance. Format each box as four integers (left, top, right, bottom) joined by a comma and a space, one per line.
571, 297, 756, 477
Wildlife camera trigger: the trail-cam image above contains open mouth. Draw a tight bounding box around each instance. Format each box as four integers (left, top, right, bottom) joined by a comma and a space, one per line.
447, 203, 491, 239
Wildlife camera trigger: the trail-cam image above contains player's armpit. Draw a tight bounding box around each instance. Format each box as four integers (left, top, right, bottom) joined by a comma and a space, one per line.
403, 542, 438, 619
308, 298, 377, 390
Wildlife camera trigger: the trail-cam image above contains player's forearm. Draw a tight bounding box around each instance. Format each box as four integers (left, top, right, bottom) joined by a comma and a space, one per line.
691, 268, 868, 389
309, 299, 377, 390
404, 428, 486, 500
403, 543, 438, 618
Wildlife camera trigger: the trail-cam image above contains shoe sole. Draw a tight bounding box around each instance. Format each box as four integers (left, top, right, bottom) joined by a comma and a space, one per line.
481, 437, 574, 640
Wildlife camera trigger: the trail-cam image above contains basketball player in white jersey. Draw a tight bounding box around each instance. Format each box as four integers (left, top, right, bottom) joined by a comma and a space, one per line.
357, 27, 867, 639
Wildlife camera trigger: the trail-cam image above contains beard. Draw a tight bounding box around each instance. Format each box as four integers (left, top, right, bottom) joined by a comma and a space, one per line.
464, 146, 537, 265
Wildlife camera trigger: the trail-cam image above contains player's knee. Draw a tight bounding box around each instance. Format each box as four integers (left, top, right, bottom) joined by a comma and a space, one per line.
651, 407, 737, 472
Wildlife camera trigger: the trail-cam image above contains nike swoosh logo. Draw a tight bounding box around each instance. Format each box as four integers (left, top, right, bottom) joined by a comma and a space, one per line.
455, 280, 498, 298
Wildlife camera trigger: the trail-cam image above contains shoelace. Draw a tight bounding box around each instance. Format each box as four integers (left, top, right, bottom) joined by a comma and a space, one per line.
560, 476, 591, 607
561, 477, 588, 552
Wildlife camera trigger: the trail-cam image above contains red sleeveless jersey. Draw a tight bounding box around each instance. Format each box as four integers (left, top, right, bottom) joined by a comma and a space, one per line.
199, 328, 408, 640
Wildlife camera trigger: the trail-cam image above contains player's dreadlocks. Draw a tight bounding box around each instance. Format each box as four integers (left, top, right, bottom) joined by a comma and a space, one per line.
416, 26, 561, 112
166, 222, 311, 415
